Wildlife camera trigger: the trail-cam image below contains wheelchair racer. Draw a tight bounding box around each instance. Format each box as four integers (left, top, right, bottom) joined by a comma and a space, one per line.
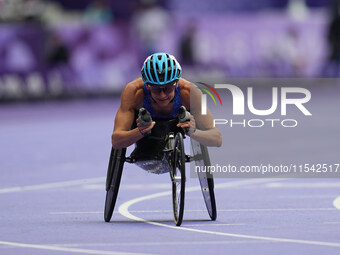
111, 52, 222, 154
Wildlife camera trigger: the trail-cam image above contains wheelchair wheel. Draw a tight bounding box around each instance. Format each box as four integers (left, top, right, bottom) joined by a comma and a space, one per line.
104, 147, 126, 222
197, 167, 217, 220
171, 132, 186, 226
191, 140, 217, 221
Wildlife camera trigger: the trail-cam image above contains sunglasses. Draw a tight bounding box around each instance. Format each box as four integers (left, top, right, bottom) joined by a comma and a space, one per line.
147, 81, 177, 94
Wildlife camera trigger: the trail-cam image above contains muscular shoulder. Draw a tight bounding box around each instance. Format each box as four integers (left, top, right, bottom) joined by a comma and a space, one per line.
121, 78, 144, 110
179, 78, 196, 110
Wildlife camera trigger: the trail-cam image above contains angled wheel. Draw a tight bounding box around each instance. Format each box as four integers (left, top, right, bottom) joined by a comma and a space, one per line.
104, 147, 126, 222
191, 139, 217, 221
171, 132, 186, 226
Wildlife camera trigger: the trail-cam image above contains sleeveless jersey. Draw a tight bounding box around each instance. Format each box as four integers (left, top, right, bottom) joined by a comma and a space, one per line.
142, 84, 182, 119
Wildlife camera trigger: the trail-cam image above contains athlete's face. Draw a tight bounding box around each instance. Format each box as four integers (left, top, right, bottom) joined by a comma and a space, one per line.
147, 81, 178, 106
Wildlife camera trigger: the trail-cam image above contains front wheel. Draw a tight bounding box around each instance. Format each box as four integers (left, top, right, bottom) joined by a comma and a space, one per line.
191, 140, 217, 221
171, 132, 186, 226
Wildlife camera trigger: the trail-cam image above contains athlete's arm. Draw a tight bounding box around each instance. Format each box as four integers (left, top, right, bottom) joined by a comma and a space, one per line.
111, 81, 155, 149
178, 81, 222, 147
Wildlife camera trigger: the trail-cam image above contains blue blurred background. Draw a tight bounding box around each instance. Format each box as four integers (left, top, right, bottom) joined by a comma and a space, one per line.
0, 0, 339, 101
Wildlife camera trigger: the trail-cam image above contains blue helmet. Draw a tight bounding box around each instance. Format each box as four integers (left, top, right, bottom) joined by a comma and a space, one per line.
141, 52, 182, 85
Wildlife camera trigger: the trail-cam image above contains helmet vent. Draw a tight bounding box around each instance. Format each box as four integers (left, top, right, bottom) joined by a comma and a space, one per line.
141, 53, 181, 85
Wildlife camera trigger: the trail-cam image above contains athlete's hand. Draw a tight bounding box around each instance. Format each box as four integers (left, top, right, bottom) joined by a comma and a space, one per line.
177, 114, 196, 136
136, 118, 155, 136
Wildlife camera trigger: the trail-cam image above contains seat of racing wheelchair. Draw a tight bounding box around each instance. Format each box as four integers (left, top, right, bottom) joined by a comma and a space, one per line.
128, 116, 184, 162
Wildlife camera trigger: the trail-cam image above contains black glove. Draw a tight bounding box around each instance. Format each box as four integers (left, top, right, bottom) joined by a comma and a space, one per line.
178, 106, 194, 134
138, 108, 152, 136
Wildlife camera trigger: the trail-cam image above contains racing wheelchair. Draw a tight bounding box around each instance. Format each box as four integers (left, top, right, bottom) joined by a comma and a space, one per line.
104, 107, 216, 226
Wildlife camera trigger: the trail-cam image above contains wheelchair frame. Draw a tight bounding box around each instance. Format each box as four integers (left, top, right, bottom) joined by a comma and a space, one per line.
104, 131, 216, 226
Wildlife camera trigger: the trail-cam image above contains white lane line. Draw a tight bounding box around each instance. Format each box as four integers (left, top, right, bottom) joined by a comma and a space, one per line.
183, 223, 245, 227
129, 207, 336, 213
333, 197, 340, 210
49, 211, 101, 215
266, 182, 340, 188
0, 177, 279, 195
324, 222, 340, 224
0, 241, 151, 255
0, 180, 177, 194
49, 207, 336, 215
118, 179, 340, 248
219, 208, 335, 212
49, 240, 270, 247
82, 183, 170, 190
0, 177, 105, 194
279, 195, 336, 199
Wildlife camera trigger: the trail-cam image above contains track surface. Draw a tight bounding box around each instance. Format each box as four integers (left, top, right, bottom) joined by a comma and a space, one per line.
1, 96, 340, 255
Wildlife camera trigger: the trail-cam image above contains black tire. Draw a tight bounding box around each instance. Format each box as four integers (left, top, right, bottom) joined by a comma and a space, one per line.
191, 140, 217, 221
171, 132, 186, 226
104, 147, 126, 222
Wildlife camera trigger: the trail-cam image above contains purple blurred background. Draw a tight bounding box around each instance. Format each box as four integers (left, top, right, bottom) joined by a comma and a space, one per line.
0, 0, 339, 100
